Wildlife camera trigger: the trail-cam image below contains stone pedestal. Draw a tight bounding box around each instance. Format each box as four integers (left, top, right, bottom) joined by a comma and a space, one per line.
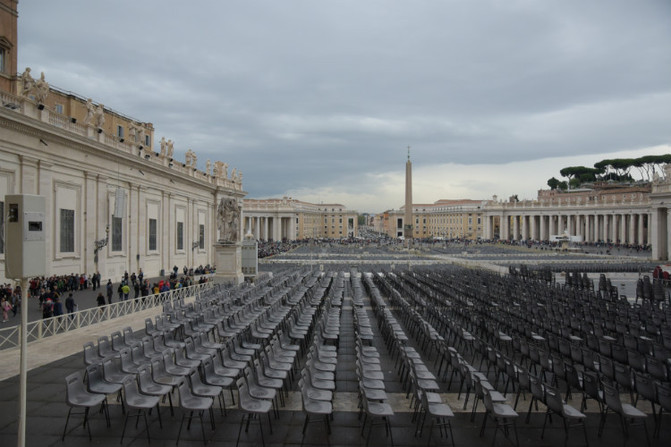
214, 242, 244, 284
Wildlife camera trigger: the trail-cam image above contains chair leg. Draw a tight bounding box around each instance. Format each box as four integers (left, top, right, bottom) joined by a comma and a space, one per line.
62, 407, 73, 441
235, 414, 246, 447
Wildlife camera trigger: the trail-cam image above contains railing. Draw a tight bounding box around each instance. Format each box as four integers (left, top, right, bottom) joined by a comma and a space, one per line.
0, 282, 212, 351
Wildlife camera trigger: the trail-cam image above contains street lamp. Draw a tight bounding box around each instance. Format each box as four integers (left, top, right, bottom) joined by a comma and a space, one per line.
192, 241, 199, 250
94, 225, 110, 263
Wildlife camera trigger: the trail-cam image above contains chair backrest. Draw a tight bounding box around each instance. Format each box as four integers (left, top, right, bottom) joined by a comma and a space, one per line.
111, 331, 124, 351
657, 383, 671, 412
137, 365, 154, 389
634, 371, 656, 402
65, 371, 84, 401
83, 341, 99, 365
482, 387, 495, 412
85, 363, 104, 388
544, 385, 564, 415
119, 348, 133, 368
529, 375, 545, 402
602, 382, 623, 413
582, 371, 600, 399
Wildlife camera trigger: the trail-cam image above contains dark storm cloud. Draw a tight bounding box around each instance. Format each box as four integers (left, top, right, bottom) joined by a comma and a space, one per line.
17, 0, 671, 210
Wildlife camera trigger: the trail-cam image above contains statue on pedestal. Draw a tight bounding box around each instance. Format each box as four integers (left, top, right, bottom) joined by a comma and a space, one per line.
167, 140, 174, 159
159, 137, 167, 157
34, 72, 49, 104
93, 104, 105, 129
20, 68, 35, 97
84, 98, 95, 125
217, 198, 240, 243
206, 160, 211, 176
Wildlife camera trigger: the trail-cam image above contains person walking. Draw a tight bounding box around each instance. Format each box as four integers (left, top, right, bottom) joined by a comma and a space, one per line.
96, 292, 106, 319
1, 297, 10, 322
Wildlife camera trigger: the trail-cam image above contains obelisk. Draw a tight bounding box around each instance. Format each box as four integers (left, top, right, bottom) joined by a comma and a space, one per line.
404, 147, 413, 246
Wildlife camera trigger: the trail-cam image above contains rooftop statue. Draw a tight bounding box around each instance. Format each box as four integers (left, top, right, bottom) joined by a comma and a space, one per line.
34, 72, 49, 104
93, 103, 105, 128
20, 67, 35, 97
166, 140, 174, 159
83, 98, 95, 125
159, 137, 167, 157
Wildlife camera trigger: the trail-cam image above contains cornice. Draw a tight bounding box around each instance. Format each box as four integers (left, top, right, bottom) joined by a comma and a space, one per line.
0, 108, 242, 196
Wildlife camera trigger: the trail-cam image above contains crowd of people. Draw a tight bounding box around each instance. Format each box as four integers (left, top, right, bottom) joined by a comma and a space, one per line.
0, 265, 215, 322
27, 272, 103, 298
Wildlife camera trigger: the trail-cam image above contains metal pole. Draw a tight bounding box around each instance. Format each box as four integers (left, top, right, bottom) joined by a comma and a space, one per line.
17, 277, 28, 447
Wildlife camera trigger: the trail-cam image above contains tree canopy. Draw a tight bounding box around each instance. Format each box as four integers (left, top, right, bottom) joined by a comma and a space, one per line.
548, 154, 670, 190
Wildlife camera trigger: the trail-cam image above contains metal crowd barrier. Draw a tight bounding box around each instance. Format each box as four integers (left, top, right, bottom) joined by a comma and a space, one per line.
0, 282, 213, 350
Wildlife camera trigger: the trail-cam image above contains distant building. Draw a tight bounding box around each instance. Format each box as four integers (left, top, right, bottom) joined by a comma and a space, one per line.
376, 199, 486, 240
243, 197, 358, 241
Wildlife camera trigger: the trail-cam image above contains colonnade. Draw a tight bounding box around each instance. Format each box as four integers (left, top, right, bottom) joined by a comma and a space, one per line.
243, 215, 297, 242
483, 211, 651, 246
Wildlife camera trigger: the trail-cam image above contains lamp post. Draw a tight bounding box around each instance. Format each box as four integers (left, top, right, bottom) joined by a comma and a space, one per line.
93, 225, 109, 269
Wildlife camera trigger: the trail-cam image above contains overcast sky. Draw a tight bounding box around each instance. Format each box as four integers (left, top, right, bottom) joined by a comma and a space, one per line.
17, 0, 671, 213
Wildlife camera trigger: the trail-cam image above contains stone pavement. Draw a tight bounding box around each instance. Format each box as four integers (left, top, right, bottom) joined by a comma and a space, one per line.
0, 278, 667, 447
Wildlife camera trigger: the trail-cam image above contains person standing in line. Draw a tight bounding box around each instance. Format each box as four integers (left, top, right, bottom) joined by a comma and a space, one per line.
106, 279, 113, 304
11, 292, 19, 318
53, 295, 63, 318
121, 282, 130, 301
65, 293, 75, 319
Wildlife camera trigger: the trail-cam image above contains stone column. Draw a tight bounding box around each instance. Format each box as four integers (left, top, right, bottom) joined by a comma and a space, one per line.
289, 216, 297, 241
163, 192, 171, 274
273, 217, 281, 241
539, 215, 546, 241
667, 209, 671, 261
638, 214, 645, 246
628, 213, 636, 245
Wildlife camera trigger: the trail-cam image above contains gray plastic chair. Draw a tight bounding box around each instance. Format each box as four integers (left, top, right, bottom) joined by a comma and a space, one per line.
236, 376, 273, 447
120, 376, 162, 444
62, 371, 109, 441
189, 370, 223, 417
138, 365, 174, 415
599, 381, 649, 446
542, 385, 588, 447
480, 387, 519, 447
176, 377, 214, 445
298, 377, 332, 442
85, 363, 123, 412
415, 385, 454, 447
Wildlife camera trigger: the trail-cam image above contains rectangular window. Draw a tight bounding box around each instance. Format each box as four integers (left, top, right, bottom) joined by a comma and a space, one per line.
0, 201, 4, 254
149, 218, 157, 251
145, 135, 150, 147
177, 222, 184, 250
55, 104, 64, 114
60, 209, 75, 252
0, 48, 4, 73
117, 125, 124, 138
111, 216, 122, 251
199, 224, 205, 249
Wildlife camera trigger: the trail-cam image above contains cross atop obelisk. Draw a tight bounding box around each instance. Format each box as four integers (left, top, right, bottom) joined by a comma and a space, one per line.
404, 146, 413, 245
